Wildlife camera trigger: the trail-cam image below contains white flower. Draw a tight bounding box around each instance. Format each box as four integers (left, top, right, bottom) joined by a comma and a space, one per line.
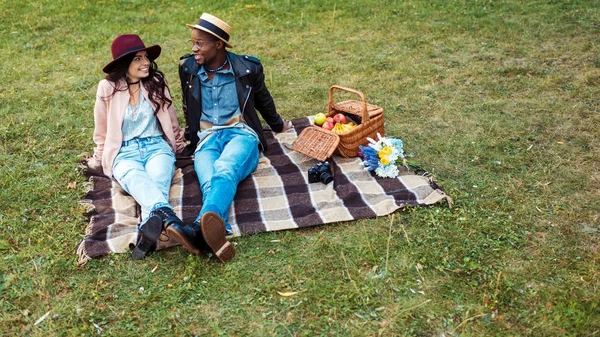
375, 164, 399, 178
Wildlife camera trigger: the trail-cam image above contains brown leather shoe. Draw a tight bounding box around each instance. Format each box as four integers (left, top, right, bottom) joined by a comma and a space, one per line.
200, 211, 235, 263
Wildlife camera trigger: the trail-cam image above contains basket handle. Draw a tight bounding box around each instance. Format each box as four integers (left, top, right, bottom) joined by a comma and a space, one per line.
328, 85, 370, 123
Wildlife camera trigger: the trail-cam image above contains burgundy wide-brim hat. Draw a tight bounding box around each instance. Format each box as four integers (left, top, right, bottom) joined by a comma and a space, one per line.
102, 34, 161, 73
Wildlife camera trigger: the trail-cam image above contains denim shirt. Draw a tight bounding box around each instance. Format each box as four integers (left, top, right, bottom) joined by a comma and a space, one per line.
199, 56, 241, 125
195, 56, 259, 152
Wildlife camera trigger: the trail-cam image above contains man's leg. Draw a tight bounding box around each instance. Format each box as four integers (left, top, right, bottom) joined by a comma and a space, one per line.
194, 137, 221, 207
195, 129, 259, 225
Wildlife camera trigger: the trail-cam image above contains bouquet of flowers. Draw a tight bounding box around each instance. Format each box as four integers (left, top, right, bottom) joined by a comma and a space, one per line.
358, 133, 406, 178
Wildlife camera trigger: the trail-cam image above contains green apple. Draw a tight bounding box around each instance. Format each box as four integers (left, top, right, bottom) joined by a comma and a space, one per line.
314, 112, 327, 126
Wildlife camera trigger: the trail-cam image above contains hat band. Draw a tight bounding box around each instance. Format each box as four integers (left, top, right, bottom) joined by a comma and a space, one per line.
115, 45, 145, 59
198, 20, 230, 42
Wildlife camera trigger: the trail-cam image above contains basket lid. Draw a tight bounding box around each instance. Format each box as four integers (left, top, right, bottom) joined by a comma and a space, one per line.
331, 100, 384, 117
292, 126, 340, 162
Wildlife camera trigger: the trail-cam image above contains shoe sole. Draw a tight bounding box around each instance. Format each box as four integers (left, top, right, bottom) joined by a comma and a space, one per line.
165, 226, 201, 255
200, 211, 235, 263
132, 215, 162, 260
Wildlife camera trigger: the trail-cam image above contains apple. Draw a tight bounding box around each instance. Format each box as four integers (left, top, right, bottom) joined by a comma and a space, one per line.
333, 113, 347, 124
314, 112, 327, 126
326, 117, 334, 124
322, 120, 334, 130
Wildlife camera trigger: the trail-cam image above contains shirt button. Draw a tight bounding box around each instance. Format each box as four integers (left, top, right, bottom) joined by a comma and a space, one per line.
246, 70, 250, 73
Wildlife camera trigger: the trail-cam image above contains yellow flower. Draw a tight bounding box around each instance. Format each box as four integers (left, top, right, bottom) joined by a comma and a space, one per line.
380, 156, 390, 166
378, 146, 392, 158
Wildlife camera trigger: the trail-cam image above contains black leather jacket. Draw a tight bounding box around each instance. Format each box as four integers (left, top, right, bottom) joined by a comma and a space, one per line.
178, 52, 285, 155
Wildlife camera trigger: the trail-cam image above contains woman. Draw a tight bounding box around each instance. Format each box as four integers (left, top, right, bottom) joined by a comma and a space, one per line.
92, 34, 186, 259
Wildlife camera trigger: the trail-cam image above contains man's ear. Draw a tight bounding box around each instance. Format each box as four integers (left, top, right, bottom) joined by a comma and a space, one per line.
216, 40, 224, 49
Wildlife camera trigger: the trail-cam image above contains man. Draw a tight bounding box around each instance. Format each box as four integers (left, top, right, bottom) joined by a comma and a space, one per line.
167, 13, 293, 263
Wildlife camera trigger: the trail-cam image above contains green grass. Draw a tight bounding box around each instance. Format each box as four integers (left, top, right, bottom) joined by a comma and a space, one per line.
1, 0, 600, 336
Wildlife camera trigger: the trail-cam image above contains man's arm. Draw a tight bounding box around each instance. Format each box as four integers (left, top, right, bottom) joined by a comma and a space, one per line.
178, 55, 192, 142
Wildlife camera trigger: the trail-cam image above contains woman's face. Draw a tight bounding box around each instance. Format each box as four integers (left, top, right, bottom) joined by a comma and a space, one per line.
190, 29, 219, 67
126, 51, 151, 82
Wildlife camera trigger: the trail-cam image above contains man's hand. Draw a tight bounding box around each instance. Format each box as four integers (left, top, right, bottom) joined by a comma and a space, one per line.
281, 119, 293, 132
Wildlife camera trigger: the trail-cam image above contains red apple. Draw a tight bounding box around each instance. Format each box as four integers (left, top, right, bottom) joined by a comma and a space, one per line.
322, 120, 334, 130
326, 117, 334, 124
333, 113, 347, 124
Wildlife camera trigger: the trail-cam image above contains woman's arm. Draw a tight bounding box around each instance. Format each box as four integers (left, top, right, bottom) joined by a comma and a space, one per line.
164, 86, 187, 154
92, 81, 109, 164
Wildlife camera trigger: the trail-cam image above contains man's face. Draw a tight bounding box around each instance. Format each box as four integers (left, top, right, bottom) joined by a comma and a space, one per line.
190, 29, 219, 66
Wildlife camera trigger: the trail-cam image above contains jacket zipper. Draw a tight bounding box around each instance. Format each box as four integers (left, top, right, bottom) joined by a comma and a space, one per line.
242, 86, 252, 114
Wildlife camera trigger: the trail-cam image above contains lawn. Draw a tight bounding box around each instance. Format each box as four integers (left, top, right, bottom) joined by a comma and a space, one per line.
1, 0, 599, 336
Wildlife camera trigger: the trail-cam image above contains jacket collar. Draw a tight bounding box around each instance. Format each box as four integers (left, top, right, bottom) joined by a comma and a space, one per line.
181, 52, 252, 79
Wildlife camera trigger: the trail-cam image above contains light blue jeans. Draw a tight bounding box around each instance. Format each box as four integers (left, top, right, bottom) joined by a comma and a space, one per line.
112, 136, 175, 222
194, 128, 260, 231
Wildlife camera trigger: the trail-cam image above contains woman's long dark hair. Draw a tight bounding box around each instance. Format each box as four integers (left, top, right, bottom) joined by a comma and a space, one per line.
103, 53, 172, 115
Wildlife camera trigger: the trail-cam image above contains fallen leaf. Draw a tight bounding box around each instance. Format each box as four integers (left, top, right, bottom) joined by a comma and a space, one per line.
67, 181, 77, 189
34, 311, 51, 326
277, 291, 299, 297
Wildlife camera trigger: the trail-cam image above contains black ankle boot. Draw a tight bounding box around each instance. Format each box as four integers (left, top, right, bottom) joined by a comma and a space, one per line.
150, 206, 184, 227
166, 221, 206, 255
131, 215, 162, 260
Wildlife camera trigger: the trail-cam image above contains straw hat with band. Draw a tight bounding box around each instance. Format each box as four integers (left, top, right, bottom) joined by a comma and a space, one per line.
186, 13, 234, 49
102, 34, 162, 74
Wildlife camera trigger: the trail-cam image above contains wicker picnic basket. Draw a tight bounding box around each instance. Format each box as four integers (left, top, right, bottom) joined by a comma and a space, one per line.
293, 85, 385, 160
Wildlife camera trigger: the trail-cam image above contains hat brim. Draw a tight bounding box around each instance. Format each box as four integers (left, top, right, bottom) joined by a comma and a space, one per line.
102, 44, 162, 74
186, 24, 234, 48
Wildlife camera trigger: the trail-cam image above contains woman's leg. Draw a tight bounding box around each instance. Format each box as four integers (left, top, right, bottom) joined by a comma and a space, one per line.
144, 143, 176, 203
112, 139, 172, 221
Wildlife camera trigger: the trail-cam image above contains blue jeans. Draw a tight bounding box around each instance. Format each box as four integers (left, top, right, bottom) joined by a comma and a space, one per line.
112, 136, 176, 221
194, 128, 259, 230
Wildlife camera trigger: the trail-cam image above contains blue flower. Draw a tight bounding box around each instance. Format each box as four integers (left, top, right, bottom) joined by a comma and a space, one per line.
359, 145, 380, 171
359, 135, 406, 178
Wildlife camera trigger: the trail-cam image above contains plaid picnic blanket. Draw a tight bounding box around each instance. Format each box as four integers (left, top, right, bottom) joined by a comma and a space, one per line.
76, 117, 451, 265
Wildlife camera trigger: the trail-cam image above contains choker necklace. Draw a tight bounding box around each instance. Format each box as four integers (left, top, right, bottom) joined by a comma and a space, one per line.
127, 80, 140, 86
205, 59, 228, 73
